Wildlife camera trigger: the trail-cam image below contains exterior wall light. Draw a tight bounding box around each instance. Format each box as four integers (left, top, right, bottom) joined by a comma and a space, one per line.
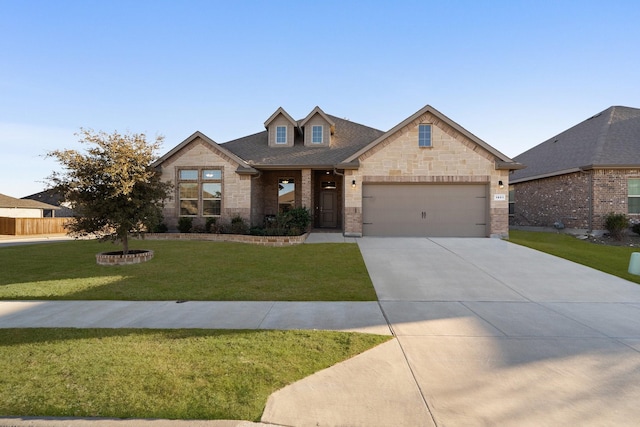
498, 180, 504, 189
352, 179, 356, 189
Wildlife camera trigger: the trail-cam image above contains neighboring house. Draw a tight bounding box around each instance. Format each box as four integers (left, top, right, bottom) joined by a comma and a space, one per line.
153, 104, 522, 237
23, 189, 74, 217
510, 106, 640, 232
0, 193, 60, 218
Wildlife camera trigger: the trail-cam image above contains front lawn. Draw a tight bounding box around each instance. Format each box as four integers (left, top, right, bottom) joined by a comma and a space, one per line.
509, 230, 640, 285
0, 328, 390, 421
0, 240, 377, 301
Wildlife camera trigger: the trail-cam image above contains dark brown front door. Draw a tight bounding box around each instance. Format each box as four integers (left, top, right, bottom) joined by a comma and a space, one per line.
319, 190, 337, 228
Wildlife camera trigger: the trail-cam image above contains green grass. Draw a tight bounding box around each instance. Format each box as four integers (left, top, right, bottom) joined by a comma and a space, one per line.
0, 240, 377, 301
509, 230, 640, 285
0, 328, 390, 421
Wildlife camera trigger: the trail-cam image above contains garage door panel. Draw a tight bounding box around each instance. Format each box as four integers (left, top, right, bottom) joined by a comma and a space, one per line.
363, 184, 488, 237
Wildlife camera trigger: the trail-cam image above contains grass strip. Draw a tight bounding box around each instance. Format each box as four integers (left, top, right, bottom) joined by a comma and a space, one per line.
509, 230, 640, 285
0, 240, 377, 301
0, 328, 390, 421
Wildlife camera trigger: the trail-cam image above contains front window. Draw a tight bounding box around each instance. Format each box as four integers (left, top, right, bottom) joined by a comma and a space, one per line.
312, 125, 323, 144
629, 179, 640, 214
419, 124, 432, 147
276, 126, 287, 144
178, 168, 222, 216
278, 178, 295, 213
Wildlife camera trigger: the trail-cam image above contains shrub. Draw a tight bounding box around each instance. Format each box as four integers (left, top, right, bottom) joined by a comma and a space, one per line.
177, 217, 193, 233
604, 212, 629, 241
262, 207, 312, 236
152, 222, 168, 233
287, 207, 312, 233
229, 215, 249, 235
205, 217, 218, 233
632, 223, 640, 236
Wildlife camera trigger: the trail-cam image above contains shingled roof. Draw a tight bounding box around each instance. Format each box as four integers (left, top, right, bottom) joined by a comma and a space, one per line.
0, 193, 59, 210
221, 115, 385, 168
511, 106, 640, 183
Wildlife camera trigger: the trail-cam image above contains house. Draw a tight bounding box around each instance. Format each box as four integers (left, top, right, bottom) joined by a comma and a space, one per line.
0, 193, 60, 218
23, 189, 74, 217
153, 104, 523, 238
510, 106, 640, 233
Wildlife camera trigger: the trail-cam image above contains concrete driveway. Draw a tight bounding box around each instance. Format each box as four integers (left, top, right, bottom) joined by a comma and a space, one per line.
265, 237, 640, 427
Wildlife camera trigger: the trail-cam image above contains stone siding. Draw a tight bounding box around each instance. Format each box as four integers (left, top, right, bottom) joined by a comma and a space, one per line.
157, 136, 251, 231
345, 112, 510, 237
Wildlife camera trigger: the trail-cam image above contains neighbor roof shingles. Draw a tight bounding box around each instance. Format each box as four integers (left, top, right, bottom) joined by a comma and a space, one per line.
511, 106, 640, 182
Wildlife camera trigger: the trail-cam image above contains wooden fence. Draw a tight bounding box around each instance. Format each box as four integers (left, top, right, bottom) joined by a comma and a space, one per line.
0, 217, 70, 236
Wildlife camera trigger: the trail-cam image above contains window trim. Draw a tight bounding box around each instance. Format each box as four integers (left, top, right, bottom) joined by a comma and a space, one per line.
177, 167, 223, 217
629, 178, 640, 214
276, 126, 287, 144
418, 124, 432, 148
312, 125, 323, 144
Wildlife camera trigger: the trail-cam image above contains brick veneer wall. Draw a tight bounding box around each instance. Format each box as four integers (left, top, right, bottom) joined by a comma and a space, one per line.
511, 168, 640, 231
511, 172, 591, 229
345, 111, 510, 237
592, 169, 640, 229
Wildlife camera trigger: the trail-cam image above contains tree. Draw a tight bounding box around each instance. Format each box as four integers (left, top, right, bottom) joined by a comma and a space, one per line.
48, 129, 172, 254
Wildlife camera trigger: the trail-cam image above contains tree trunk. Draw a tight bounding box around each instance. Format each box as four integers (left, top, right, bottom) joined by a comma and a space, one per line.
122, 232, 129, 255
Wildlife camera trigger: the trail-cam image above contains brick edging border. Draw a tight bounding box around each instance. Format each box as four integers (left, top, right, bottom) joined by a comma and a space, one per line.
143, 232, 309, 246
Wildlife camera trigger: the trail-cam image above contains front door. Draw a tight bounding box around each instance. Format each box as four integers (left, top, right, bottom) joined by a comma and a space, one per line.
319, 190, 337, 228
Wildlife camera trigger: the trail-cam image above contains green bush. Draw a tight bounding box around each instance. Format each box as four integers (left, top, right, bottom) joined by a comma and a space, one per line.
205, 217, 218, 233
177, 217, 193, 233
632, 223, 640, 236
287, 207, 312, 233
229, 215, 249, 235
152, 223, 168, 233
604, 212, 629, 241
256, 208, 312, 236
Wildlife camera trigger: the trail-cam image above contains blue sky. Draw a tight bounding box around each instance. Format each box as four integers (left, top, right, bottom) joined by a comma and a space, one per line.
1, 0, 639, 197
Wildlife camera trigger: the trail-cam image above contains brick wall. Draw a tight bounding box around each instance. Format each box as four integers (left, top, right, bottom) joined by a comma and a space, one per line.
511, 172, 590, 229
592, 169, 640, 229
511, 168, 640, 231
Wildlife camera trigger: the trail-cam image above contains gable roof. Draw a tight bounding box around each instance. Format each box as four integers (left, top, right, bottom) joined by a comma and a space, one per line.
343, 104, 522, 170
299, 106, 336, 133
0, 193, 59, 210
152, 131, 258, 174
511, 106, 640, 183
264, 107, 297, 129
222, 115, 385, 168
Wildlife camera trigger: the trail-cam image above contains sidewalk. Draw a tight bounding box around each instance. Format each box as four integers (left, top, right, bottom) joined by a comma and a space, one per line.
0, 301, 390, 335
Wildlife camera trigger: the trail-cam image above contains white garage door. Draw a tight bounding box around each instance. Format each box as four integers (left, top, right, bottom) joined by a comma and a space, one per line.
362, 184, 488, 237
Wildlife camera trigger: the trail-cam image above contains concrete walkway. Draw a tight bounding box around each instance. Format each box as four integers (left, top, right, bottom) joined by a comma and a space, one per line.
0, 301, 389, 335
4, 235, 640, 426
262, 237, 640, 426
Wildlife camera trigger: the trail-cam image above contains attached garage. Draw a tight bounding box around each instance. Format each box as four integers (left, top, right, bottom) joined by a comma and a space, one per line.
362, 183, 489, 237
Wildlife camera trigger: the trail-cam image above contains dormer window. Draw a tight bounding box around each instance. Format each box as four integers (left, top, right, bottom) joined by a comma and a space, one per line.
276, 126, 287, 144
301, 106, 334, 147
265, 107, 296, 147
312, 125, 323, 144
